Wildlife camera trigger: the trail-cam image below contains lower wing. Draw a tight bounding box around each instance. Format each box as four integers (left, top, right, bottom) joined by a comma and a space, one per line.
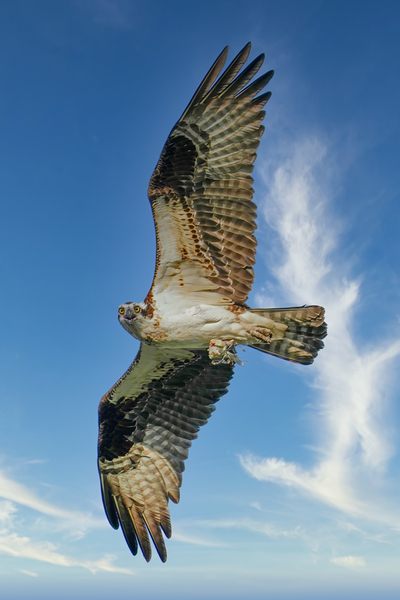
98, 343, 234, 562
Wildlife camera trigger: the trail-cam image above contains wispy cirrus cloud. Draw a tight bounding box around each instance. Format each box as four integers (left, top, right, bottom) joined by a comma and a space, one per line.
0, 499, 133, 575
174, 517, 309, 546
0, 469, 104, 530
331, 555, 366, 569
241, 136, 400, 525
198, 518, 305, 540
19, 569, 38, 577
0, 467, 130, 574
171, 527, 228, 548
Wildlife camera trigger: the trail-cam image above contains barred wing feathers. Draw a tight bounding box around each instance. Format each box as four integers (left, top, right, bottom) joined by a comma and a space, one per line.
148, 43, 274, 305
98, 344, 234, 562
249, 306, 327, 364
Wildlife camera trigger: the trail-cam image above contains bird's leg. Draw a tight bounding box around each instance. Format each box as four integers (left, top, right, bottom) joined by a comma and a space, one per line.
208, 339, 244, 366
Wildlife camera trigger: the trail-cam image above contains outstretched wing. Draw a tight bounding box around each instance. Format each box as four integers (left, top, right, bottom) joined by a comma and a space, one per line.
148, 43, 273, 306
98, 344, 234, 562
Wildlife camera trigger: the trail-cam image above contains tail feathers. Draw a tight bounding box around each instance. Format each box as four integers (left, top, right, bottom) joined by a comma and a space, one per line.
249, 305, 327, 365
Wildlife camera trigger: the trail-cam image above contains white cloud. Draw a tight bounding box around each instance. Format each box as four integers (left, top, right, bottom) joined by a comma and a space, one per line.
171, 527, 227, 548
172, 517, 311, 551
19, 569, 38, 577
241, 136, 400, 525
0, 500, 17, 529
331, 555, 366, 569
0, 499, 132, 575
83, 555, 134, 575
0, 530, 133, 574
337, 521, 394, 546
197, 518, 305, 540
0, 470, 104, 531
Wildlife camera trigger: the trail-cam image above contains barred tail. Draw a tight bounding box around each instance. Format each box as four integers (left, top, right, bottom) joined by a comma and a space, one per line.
249, 305, 327, 365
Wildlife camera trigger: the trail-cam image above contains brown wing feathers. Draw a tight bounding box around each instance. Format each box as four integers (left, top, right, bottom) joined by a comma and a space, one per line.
200, 43, 251, 104
180, 46, 230, 120
148, 43, 274, 305
98, 346, 234, 562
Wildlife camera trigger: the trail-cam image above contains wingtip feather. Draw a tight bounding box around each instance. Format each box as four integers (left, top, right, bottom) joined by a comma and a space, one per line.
99, 472, 119, 530
143, 513, 168, 563
129, 504, 153, 562
180, 45, 229, 120
112, 496, 139, 556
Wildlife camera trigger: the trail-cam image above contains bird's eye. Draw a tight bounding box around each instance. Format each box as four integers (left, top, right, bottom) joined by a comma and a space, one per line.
118, 307, 125, 315
134, 306, 140, 313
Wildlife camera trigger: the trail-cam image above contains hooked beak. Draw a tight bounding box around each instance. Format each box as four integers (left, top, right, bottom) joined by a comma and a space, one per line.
124, 307, 134, 322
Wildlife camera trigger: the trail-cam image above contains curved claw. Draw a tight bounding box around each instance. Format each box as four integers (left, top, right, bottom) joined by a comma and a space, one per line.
208, 339, 244, 367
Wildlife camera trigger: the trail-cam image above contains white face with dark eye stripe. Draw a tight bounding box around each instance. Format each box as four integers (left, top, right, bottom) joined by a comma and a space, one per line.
118, 302, 144, 338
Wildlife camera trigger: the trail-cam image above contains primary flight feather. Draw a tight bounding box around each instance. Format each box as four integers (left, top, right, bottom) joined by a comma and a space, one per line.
98, 43, 327, 562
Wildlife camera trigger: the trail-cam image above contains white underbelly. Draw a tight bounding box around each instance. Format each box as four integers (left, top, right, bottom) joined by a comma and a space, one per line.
143, 303, 248, 346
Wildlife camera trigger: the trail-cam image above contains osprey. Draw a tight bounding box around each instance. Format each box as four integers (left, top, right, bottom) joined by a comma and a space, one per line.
98, 43, 327, 562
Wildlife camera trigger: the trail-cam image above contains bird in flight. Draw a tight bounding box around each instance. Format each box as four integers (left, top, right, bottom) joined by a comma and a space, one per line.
98, 43, 327, 563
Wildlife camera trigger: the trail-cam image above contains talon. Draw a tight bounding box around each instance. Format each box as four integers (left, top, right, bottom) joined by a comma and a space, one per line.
208, 339, 244, 366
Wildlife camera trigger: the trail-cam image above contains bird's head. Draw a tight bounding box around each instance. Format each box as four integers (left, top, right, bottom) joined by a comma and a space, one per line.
118, 302, 146, 339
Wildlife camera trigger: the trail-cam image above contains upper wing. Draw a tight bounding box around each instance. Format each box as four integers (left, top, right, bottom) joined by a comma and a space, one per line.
148, 43, 273, 306
98, 343, 234, 562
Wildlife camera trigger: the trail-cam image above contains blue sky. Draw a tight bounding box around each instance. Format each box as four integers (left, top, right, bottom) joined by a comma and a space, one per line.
1, 0, 400, 598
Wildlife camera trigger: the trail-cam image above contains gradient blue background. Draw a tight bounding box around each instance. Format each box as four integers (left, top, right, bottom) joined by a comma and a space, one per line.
1, 1, 400, 598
